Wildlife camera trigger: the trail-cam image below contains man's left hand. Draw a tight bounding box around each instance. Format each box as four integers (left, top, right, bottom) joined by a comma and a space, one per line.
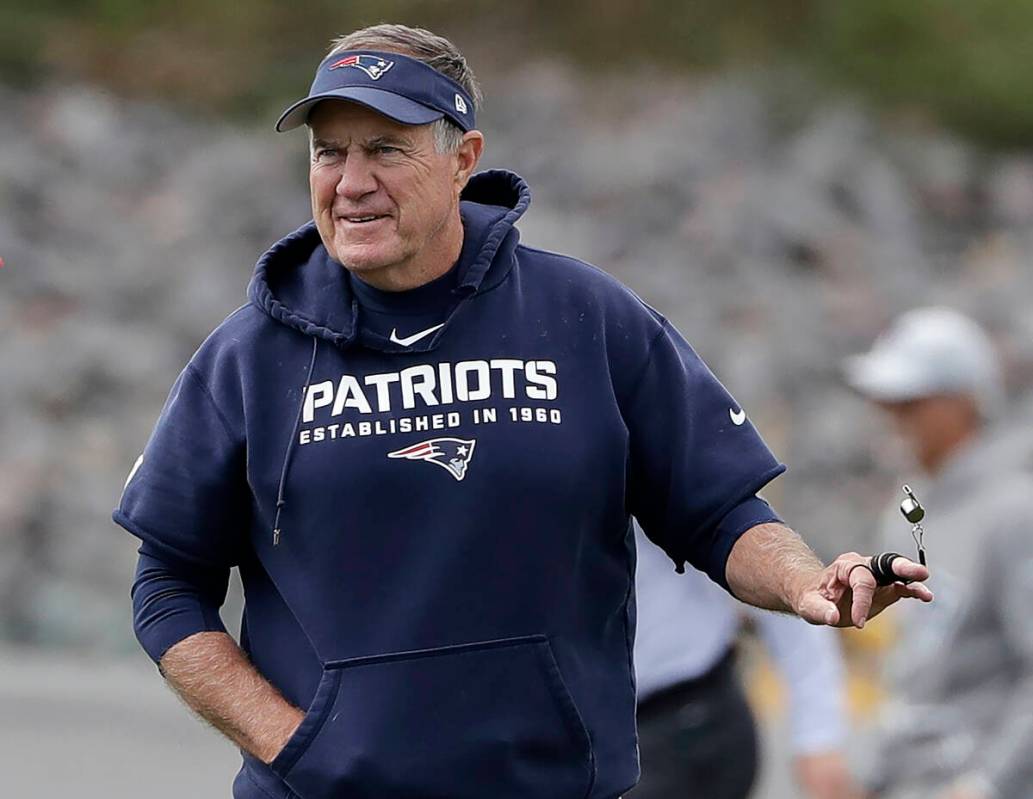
795, 553, 932, 628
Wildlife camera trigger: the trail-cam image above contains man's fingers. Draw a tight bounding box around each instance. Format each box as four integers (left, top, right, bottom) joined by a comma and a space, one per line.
798, 591, 840, 626
892, 581, 934, 602
890, 557, 929, 584
846, 561, 876, 628
819, 567, 846, 603
864, 581, 936, 624
814, 552, 935, 629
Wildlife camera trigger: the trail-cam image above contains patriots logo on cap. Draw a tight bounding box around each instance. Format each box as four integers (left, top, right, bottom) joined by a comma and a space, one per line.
387, 437, 476, 482
328, 54, 394, 80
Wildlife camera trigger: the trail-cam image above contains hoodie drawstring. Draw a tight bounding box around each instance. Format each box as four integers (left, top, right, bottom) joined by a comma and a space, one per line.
273, 336, 319, 546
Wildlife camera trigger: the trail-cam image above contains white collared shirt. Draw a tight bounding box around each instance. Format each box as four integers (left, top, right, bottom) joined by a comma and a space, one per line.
634, 525, 847, 754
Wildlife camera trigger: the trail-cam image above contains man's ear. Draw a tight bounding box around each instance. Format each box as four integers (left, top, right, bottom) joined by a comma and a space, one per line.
454, 130, 485, 190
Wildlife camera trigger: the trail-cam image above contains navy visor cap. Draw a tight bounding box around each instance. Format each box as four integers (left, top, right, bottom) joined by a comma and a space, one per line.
276, 50, 476, 133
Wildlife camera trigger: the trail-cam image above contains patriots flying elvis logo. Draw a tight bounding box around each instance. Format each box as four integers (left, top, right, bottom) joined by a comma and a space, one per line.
387, 437, 476, 482
328, 55, 394, 80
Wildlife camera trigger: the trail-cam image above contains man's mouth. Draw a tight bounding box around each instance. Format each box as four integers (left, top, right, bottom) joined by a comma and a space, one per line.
338, 214, 389, 224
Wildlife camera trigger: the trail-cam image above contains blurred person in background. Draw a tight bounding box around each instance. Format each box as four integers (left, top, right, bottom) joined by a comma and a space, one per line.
113, 22, 931, 799
846, 307, 1033, 799
632, 524, 863, 799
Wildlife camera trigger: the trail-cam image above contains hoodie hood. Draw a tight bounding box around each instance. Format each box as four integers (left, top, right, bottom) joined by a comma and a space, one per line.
247, 169, 531, 354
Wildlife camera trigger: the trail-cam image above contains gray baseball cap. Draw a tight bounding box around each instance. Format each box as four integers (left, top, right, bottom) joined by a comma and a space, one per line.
844, 307, 1003, 416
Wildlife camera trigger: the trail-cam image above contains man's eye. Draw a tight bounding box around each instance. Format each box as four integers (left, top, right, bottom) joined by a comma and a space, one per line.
377, 145, 401, 154
315, 148, 338, 159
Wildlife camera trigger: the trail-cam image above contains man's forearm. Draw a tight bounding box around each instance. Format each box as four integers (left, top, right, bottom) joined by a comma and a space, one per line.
160, 631, 304, 764
725, 522, 825, 613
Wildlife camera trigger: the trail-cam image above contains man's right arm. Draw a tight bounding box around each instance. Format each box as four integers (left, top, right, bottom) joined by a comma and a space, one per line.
132, 544, 301, 764
160, 631, 303, 764
115, 357, 297, 760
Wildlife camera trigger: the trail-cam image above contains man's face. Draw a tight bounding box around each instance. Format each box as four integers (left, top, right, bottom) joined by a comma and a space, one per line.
876, 394, 979, 472
308, 101, 470, 283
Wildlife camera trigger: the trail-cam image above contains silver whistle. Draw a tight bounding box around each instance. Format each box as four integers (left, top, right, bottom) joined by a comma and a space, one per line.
899, 484, 927, 566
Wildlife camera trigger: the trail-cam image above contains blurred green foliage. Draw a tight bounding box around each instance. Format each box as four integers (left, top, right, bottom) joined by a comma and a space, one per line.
3, 0, 1033, 146
808, 2, 1033, 147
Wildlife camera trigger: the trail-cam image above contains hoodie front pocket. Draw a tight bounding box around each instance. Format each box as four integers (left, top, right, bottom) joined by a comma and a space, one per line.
270, 634, 594, 799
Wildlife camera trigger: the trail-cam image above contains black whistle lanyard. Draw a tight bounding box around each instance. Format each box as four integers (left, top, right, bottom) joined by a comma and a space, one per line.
900, 484, 927, 567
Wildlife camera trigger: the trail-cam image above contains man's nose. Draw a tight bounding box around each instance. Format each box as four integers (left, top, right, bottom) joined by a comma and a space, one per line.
335, 155, 378, 200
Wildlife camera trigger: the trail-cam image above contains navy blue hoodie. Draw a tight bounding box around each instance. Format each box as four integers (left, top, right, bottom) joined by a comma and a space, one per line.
115, 170, 785, 799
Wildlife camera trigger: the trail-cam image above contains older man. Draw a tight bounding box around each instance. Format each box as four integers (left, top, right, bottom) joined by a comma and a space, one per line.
115, 24, 930, 799
846, 307, 1033, 799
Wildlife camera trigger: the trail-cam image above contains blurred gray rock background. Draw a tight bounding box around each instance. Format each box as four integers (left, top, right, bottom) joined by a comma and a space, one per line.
3, 64, 1033, 651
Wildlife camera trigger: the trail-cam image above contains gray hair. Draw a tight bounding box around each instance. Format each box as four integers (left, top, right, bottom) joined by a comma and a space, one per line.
327, 24, 481, 154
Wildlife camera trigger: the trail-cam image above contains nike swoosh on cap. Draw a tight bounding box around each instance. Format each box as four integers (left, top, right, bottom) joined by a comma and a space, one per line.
389, 323, 445, 347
